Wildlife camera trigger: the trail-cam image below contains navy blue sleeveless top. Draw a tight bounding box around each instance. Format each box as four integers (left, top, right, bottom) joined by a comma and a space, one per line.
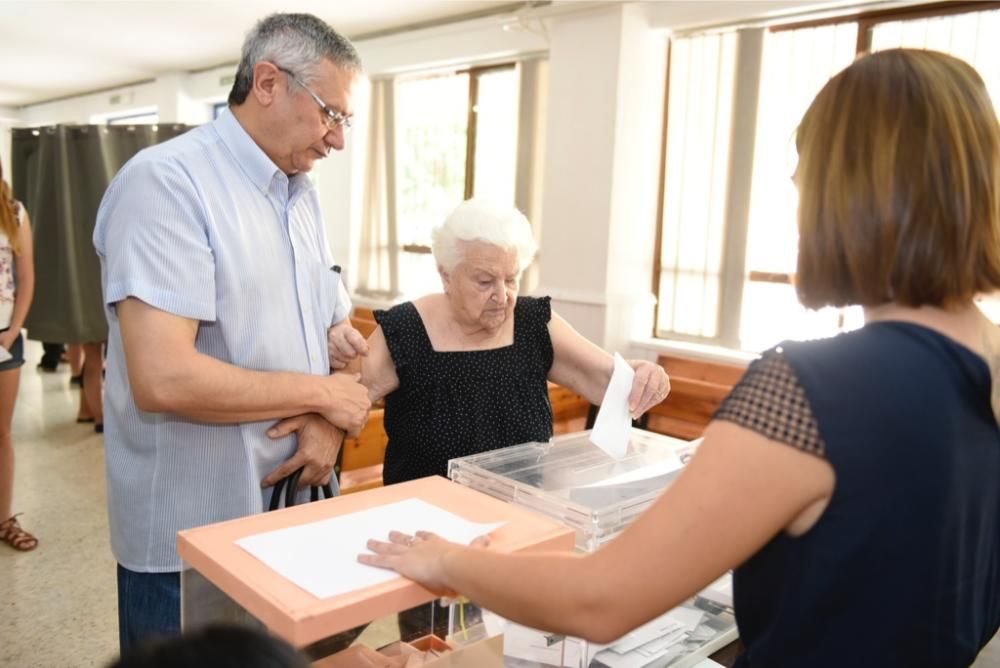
374, 296, 554, 485
718, 322, 1000, 667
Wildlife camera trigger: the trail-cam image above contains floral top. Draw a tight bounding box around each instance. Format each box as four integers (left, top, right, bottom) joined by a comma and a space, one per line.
0, 202, 21, 310
0, 201, 24, 328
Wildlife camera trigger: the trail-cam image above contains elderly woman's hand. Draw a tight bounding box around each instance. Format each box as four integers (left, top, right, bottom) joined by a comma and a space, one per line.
628, 361, 670, 420
359, 530, 487, 597
328, 320, 370, 369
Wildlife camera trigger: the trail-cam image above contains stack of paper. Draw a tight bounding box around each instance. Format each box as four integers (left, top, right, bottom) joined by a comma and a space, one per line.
591, 607, 706, 668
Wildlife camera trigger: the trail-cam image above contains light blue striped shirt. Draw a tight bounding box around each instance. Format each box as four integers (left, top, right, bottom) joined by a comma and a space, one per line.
94, 109, 350, 572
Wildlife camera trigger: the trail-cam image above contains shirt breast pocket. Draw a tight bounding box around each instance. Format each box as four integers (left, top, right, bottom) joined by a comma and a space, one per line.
312, 263, 341, 328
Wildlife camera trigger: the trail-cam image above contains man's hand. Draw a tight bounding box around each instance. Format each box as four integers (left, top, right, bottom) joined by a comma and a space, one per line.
262, 413, 345, 488
328, 320, 370, 370
321, 373, 371, 436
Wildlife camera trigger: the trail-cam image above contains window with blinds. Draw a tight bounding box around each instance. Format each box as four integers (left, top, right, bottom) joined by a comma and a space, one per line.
739, 23, 861, 352
394, 65, 520, 298
654, 3, 1000, 352
655, 32, 737, 340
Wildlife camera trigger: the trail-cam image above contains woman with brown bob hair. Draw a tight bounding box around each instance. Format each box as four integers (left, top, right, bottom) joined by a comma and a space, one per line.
360, 50, 1000, 667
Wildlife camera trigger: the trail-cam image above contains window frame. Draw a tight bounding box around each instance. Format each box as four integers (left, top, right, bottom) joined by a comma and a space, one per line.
399, 62, 517, 257
104, 109, 159, 126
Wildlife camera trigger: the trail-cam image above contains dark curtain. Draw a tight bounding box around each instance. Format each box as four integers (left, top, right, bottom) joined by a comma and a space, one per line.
11, 123, 192, 343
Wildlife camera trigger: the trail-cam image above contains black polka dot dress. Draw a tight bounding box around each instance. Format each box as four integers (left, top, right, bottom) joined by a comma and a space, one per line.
374, 296, 554, 485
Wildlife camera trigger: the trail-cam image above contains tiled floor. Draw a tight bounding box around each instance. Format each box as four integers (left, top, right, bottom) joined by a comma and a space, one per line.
0, 340, 997, 667
0, 341, 118, 667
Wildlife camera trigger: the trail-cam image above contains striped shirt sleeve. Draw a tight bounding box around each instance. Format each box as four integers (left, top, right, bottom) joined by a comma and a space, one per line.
96, 157, 216, 322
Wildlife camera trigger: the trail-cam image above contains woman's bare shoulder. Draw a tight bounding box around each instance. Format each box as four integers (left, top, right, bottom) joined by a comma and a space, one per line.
411, 293, 446, 315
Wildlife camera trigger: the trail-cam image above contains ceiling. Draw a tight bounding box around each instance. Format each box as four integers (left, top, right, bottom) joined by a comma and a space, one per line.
0, 0, 884, 109
0, 0, 524, 108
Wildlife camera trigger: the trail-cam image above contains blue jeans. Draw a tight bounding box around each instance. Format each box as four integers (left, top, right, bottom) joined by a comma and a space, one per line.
117, 564, 181, 653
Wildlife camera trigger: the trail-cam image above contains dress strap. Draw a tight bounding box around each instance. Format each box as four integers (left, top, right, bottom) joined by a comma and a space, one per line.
374, 302, 432, 371
513, 296, 554, 373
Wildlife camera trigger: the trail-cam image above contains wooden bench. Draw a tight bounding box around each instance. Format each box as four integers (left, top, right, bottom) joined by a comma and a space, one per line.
337, 383, 591, 494
639, 355, 747, 440
350, 306, 378, 338
337, 408, 388, 494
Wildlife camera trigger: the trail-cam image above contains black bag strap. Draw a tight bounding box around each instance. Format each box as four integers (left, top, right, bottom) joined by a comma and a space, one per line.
268, 467, 335, 511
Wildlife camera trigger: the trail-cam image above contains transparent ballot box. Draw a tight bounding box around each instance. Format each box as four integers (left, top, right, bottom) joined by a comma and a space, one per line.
448, 429, 738, 668
177, 476, 575, 665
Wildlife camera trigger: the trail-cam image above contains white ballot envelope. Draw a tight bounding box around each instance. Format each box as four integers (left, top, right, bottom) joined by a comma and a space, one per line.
590, 353, 635, 459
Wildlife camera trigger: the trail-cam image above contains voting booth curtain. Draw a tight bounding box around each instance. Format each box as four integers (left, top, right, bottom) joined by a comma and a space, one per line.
11, 123, 191, 343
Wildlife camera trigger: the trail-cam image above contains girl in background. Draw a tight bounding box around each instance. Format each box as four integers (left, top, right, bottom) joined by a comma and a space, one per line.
0, 160, 37, 551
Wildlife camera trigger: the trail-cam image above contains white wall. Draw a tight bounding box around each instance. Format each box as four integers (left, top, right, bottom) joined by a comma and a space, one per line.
0, 106, 15, 178
535, 3, 666, 353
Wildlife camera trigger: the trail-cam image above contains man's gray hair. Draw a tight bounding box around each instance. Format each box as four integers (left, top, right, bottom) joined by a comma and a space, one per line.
431, 199, 539, 274
228, 13, 362, 106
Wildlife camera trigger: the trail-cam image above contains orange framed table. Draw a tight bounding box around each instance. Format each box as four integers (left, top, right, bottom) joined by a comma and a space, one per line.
177, 476, 576, 654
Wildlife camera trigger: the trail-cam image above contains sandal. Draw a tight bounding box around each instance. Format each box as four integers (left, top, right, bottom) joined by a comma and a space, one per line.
0, 514, 38, 551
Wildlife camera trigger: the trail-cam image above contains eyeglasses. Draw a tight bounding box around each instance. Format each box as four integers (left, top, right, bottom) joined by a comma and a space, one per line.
277, 66, 352, 130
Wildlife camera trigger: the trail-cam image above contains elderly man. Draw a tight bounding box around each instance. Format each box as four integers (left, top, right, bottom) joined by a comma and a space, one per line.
94, 13, 369, 650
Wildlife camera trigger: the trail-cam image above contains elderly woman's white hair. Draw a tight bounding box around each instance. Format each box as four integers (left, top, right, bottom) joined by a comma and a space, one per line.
431, 199, 539, 274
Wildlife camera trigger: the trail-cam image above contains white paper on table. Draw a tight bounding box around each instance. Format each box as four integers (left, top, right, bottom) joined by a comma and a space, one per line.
608, 619, 683, 654
593, 604, 709, 667
578, 454, 684, 488
236, 498, 504, 599
590, 352, 635, 459
667, 606, 706, 633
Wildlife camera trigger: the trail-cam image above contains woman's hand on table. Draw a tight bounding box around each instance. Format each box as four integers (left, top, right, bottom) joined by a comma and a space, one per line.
359, 530, 490, 597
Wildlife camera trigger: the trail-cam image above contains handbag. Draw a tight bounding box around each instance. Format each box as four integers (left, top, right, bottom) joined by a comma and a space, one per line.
267, 466, 335, 511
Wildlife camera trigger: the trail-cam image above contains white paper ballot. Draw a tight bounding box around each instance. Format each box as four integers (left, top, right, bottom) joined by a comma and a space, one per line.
236, 498, 504, 599
589, 352, 635, 459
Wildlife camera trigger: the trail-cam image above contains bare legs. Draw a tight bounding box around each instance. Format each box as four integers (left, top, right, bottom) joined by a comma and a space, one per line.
0, 365, 35, 550
75, 342, 104, 427
68, 343, 83, 378
0, 366, 20, 520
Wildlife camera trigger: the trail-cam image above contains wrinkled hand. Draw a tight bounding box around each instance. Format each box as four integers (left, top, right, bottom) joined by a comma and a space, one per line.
262, 413, 345, 488
322, 373, 371, 436
359, 530, 490, 597
0, 330, 17, 352
628, 360, 670, 419
328, 320, 370, 370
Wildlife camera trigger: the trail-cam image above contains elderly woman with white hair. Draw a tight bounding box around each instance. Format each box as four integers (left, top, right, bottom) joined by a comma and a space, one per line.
330, 198, 670, 485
